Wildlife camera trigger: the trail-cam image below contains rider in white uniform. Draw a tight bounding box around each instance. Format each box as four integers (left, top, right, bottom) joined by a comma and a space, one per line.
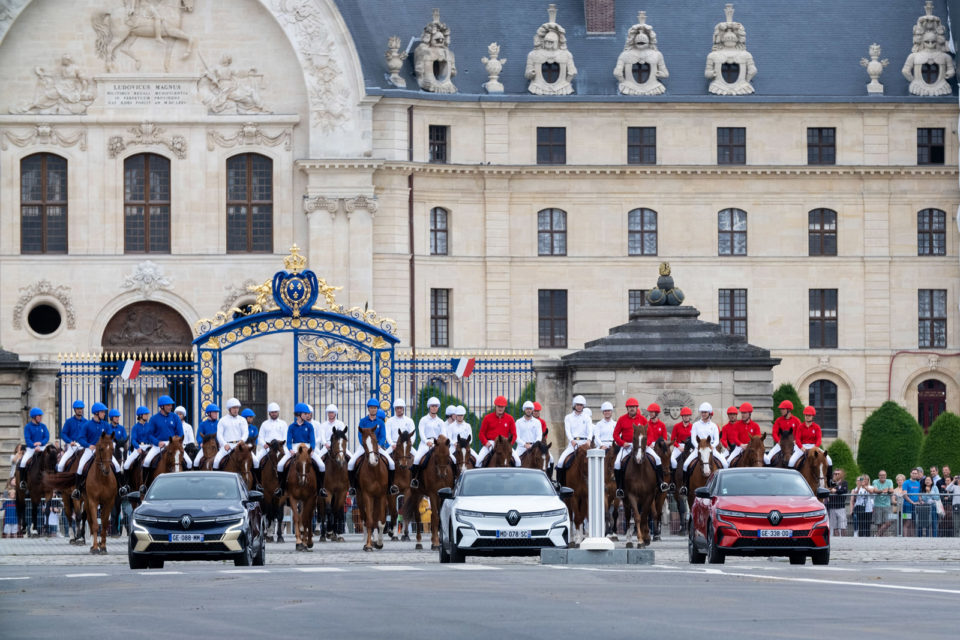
409, 397, 445, 488
212, 398, 247, 469
316, 404, 346, 459
449, 405, 477, 462
385, 398, 416, 454
253, 402, 287, 468
174, 406, 196, 450
682, 402, 728, 488
593, 401, 616, 448
515, 401, 553, 468
556, 395, 594, 487
442, 405, 457, 441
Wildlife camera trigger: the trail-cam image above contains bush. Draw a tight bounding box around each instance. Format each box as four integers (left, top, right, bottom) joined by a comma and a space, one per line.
856, 401, 923, 479
412, 386, 481, 445
919, 412, 960, 473
507, 381, 537, 420
772, 383, 804, 419
826, 439, 859, 482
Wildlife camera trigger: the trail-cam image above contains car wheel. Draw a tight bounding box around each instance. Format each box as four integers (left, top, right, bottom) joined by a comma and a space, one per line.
234, 536, 253, 567
706, 523, 725, 565
128, 552, 148, 570
253, 536, 266, 566
811, 548, 829, 565
789, 553, 806, 565
448, 521, 465, 564
688, 525, 706, 564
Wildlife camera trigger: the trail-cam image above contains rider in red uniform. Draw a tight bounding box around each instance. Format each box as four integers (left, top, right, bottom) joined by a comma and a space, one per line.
613, 398, 647, 497
765, 400, 802, 465
669, 407, 694, 470
738, 402, 762, 439
532, 401, 548, 435
477, 396, 519, 466
788, 406, 833, 479
719, 406, 742, 450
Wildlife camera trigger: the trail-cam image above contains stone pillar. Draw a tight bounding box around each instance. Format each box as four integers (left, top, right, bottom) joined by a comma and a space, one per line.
0, 350, 29, 482
346, 197, 378, 309
534, 359, 570, 450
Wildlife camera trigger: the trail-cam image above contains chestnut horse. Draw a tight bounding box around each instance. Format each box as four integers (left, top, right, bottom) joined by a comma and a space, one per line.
453, 435, 477, 477
196, 434, 218, 470
402, 435, 454, 551
730, 434, 766, 468
685, 437, 722, 510
286, 444, 317, 551
559, 443, 591, 546
602, 444, 620, 538
769, 429, 795, 468
144, 436, 187, 490
45, 454, 86, 545
796, 447, 830, 494
320, 427, 349, 542
388, 430, 414, 540
622, 437, 672, 548
520, 439, 552, 476
221, 441, 255, 490
356, 427, 388, 551
21, 444, 59, 535
258, 440, 285, 543
482, 435, 515, 468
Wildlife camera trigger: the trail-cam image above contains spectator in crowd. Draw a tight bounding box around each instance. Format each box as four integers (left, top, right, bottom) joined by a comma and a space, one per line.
7, 444, 25, 488
892, 473, 906, 531
944, 474, 960, 537
871, 469, 894, 536
2, 488, 17, 537
936, 466, 950, 493
47, 506, 59, 538
827, 469, 848, 536
851, 474, 873, 537
929, 466, 941, 490
917, 476, 940, 537
901, 468, 922, 537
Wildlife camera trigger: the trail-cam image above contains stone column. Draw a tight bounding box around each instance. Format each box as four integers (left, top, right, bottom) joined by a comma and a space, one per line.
304, 195, 339, 283
0, 350, 28, 482
346, 196, 378, 309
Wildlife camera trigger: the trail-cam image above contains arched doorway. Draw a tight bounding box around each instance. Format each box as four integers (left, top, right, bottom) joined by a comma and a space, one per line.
101, 301, 192, 353
918, 379, 947, 432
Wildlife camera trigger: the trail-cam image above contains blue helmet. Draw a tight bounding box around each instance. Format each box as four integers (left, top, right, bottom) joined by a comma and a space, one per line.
294, 402, 311, 414
29, 408, 43, 418
240, 408, 255, 418
158, 395, 175, 407
205, 403, 220, 414
91, 402, 108, 414
136, 406, 150, 417
366, 398, 379, 408
376, 409, 386, 420
72, 400, 84, 410
108, 409, 122, 418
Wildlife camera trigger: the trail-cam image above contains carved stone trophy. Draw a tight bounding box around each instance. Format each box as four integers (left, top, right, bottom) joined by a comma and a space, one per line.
613, 12, 668, 96
525, 4, 576, 95
704, 3, 757, 96
902, 1, 955, 96
413, 9, 457, 93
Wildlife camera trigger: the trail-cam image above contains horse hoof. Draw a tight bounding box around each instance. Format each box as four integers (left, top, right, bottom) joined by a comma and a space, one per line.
307, 541, 314, 549
265, 536, 274, 543
430, 544, 440, 551
336, 536, 344, 542
89, 548, 99, 555
277, 537, 284, 544
415, 543, 423, 550
374, 542, 383, 550
653, 535, 661, 542
100, 548, 107, 554
608, 535, 619, 542
400, 535, 410, 542
363, 545, 372, 552
295, 543, 304, 551
625, 541, 634, 548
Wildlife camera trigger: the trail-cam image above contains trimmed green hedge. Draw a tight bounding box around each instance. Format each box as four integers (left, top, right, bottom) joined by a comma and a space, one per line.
919, 412, 960, 473
826, 438, 859, 482
856, 401, 923, 479
772, 383, 804, 419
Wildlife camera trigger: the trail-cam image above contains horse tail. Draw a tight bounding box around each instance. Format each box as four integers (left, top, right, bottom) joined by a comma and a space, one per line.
42, 471, 76, 491
91, 12, 113, 61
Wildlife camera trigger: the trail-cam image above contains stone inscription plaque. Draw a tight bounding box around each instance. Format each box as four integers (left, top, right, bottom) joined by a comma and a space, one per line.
104, 81, 193, 107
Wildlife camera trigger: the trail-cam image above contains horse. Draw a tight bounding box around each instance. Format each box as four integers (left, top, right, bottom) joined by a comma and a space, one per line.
453, 435, 477, 477
601, 444, 620, 538
285, 444, 317, 551
258, 440, 285, 543
520, 439, 552, 476
622, 436, 672, 548
685, 437, 722, 511
402, 435, 454, 551
796, 447, 830, 494
730, 434, 766, 468
220, 441, 255, 490
21, 444, 59, 536
196, 434, 218, 470
559, 442, 591, 546
44, 453, 86, 545
144, 436, 186, 490
482, 435, 515, 468
355, 427, 388, 552
320, 427, 349, 542
387, 430, 414, 540
91, 0, 195, 73
770, 429, 795, 468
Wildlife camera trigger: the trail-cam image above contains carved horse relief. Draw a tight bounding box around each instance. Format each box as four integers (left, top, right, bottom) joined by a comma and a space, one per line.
92, 0, 196, 73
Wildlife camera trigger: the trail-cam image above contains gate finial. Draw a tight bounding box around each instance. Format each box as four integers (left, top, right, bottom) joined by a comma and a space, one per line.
283, 245, 307, 274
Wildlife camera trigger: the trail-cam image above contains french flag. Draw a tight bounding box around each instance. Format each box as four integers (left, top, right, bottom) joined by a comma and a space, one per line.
119, 359, 142, 381
451, 357, 476, 379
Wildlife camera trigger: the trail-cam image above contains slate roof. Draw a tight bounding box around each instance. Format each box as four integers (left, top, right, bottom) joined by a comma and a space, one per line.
334, 0, 959, 102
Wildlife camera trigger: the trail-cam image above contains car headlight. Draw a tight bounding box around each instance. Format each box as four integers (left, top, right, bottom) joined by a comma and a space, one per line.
130, 517, 150, 533
539, 508, 568, 518
716, 509, 749, 518
797, 509, 827, 518
133, 514, 158, 523
215, 514, 245, 524
455, 509, 482, 527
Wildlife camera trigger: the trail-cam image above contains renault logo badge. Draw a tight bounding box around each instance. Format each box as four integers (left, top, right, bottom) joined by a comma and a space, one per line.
768, 510, 782, 526
180, 514, 192, 529
506, 510, 521, 526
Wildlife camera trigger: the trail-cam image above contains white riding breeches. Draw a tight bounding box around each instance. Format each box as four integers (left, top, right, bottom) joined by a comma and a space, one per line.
19, 447, 37, 468
123, 446, 149, 470
670, 447, 684, 468
347, 448, 393, 471
56, 443, 82, 472
557, 440, 590, 468
77, 448, 120, 474
764, 442, 782, 465
144, 444, 192, 469
683, 447, 729, 471
277, 449, 325, 473
727, 445, 743, 462
788, 444, 833, 468
613, 445, 633, 470
476, 443, 522, 467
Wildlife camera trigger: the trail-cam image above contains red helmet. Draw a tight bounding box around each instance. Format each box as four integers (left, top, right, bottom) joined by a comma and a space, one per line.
778, 400, 794, 410
625, 398, 640, 407
803, 406, 816, 416
739, 402, 753, 413
494, 396, 508, 407
726, 406, 739, 415
679, 407, 693, 417
647, 403, 661, 413
533, 401, 542, 411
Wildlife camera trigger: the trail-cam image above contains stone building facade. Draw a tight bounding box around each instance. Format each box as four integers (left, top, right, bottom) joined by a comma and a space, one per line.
0, 0, 957, 465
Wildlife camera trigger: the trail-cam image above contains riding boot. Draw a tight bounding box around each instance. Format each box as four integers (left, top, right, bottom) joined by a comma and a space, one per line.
317, 470, 328, 498
547, 463, 555, 481
680, 466, 691, 495
348, 468, 358, 496
277, 467, 288, 495
556, 467, 566, 488
253, 467, 263, 491
115, 469, 128, 497
826, 464, 834, 488
409, 464, 421, 489
388, 468, 399, 495
615, 468, 625, 499
17, 468, 25, 491
655, 465, 668, 493
72, 472, 84, 500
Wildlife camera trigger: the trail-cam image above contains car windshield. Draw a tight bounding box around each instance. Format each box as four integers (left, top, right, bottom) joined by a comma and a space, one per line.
717, 472, 813, 497
145, 475, 240, 501
459, 472, 555, 497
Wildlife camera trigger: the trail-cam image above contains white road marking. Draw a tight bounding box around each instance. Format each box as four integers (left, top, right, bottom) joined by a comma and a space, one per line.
0, 576, 29, 581
219, 569, 270, 574
295, 567, 346, 572
450, 565, 500, 571
370, 565, 422, 571
65, 573, 108, 578
884, 567, 947, 574
137, 571, 184, 575
800, 566, 855, 572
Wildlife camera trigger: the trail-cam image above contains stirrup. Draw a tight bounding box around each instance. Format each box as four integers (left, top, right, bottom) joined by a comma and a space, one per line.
348, 487, 357, 496
118, 485, 128, 497
389, 485, 399, 495
679, 486, 688, 495
669, 483, 676, 491
615, 489, 624, 499
19, 481, 26, 490
659, 482, 669, 492
274, 487, 283, 497
319, 488, 329, 497
409, 478, 420, 489
71, 488, 81, 499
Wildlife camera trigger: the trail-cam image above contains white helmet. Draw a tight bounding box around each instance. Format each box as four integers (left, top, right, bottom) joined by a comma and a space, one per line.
427, 396, 440, 407
522, 400, 534, 410
393, 398, 406, 408
325, 404, 338, 415
446, 405, 456, 416
572, 394, 586, 407
305, 404, 314, 415
583, 407, 592, 418
698, 402, 713, 414
455, 405, 466, 416
267, 402, 280, 413
174, 406, 186, 416
225, 397, 241, 410
600, 401, 613, 412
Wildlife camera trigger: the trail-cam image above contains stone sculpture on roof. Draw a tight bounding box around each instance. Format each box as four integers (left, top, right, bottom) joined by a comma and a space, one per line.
614, 11, 668, 96
525, 4, 576, 96
902, 1, 955, 97
861, 44, 889, 95
385, 35, 407, 88
413, 9, 457, 93
482, 42, 506, 94
704, 3, 757, 96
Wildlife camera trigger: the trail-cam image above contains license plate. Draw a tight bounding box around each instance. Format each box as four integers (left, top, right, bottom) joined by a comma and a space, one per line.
169, 533, 204, 543
496, 530, 532, 539
758, 529, 791, 538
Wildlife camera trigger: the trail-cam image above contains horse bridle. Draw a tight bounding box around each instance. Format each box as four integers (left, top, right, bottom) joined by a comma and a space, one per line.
395, 440, 413, 470
95, 442, 112, 476
296, 447, 310, 486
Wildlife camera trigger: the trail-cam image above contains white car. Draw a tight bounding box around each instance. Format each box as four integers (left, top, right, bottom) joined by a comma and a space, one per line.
438, 467, 572, 563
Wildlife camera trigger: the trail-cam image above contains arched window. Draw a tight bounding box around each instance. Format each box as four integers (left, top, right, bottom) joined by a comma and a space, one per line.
628, 208, 657, 256
227, 153, 273, 253
429, 207, 448, 255
918, 379, 946, 431
808, 208, 837, 256
124, 153, 170, 253
234, 368, 267, 423
718, 208, 747, 256
20, 153, 67, 254
538, 208, 566, 256
808, 379, 838, 438
917, 208, 946, 256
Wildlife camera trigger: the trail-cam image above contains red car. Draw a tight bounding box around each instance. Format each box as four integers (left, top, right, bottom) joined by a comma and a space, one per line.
689, 467, 831, 565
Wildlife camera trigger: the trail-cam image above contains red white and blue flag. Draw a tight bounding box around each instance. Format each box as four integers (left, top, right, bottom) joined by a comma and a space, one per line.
451, 357, 476, 379
119, 360, 142, 381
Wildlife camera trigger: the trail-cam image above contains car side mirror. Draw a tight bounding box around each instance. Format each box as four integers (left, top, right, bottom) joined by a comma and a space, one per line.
559, 487, 574, 499
694, 487, 711, 499
816, 488, 830, 501
437, 487, 453, 504
247, 490, 263, 502
125, 491, 140, 501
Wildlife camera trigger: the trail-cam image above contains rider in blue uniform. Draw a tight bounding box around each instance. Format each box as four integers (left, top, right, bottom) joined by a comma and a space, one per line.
121, 406, 152, 491
276, 403, 325, 497
347, 398, 398, 497
58, 400, 87, 470
241, 408, 258, 445
17, 408, 49, 489
73, 403, 122, 498
193, 404, 220, 468
142, 395, 189, 469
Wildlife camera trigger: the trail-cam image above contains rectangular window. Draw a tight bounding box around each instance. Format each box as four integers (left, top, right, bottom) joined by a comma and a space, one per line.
808, 208, 838, 256
717, 127, 746, 165
627, 127, 656, 165
428, 125, 449, 164
718, 208, 747, 256
537, 127, 566, 165
809, 289, 838, 349
538, 289, 567, 348
917, 128, 945, 165
919, 289, 947, 348
918, 209, 946, 256
430, 288, 450, 347
719, 289, 748, 339
226, 154, 273, 253
429, 207, 448, 255
628, 289, 648, 316
627, 208, 658, 256
124, 154, 170, 254
537, 209, 567, 256
20, 154, 67, 254
807, 128, 836, 165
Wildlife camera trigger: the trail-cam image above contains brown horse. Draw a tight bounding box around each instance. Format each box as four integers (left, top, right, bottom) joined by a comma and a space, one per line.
483, 435, 515, 468
196, 434, 218, 470
403, 435, 454, 551
796, 447, 830, 494
730, 434, 766, 468
45, 453, 86, 545
622, 437, 672, 548
21, 444, 58, 535
355, 427, 388, 551
453, 435, 477, 477
520, 439, 552, 475
143, 436, 187, 490
388, 430, 414, 540
559, 443, 591, 546
286, 444, 317, 551
221, 441, 255, 490
258, 440, 285, 543
685, 437, 722, 510
321, 427, 349, 542
770, 429, 796, 468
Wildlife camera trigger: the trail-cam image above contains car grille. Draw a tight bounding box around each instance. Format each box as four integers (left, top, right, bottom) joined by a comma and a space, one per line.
738, 530, 810, 537
140, 517, 239, 531
730, 537, 817, 549
469, 537, 556, 548
477, 529, 549, 537
145, 541, 231, 553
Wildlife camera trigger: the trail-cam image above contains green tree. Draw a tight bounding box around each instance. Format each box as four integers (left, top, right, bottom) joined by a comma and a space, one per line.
919, 412, 960, 473
507, 381, 537, 420
772, 383, 804, 419
826, 438, 859, 482
412, 386, 481, 445
856, 401, 923, 479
